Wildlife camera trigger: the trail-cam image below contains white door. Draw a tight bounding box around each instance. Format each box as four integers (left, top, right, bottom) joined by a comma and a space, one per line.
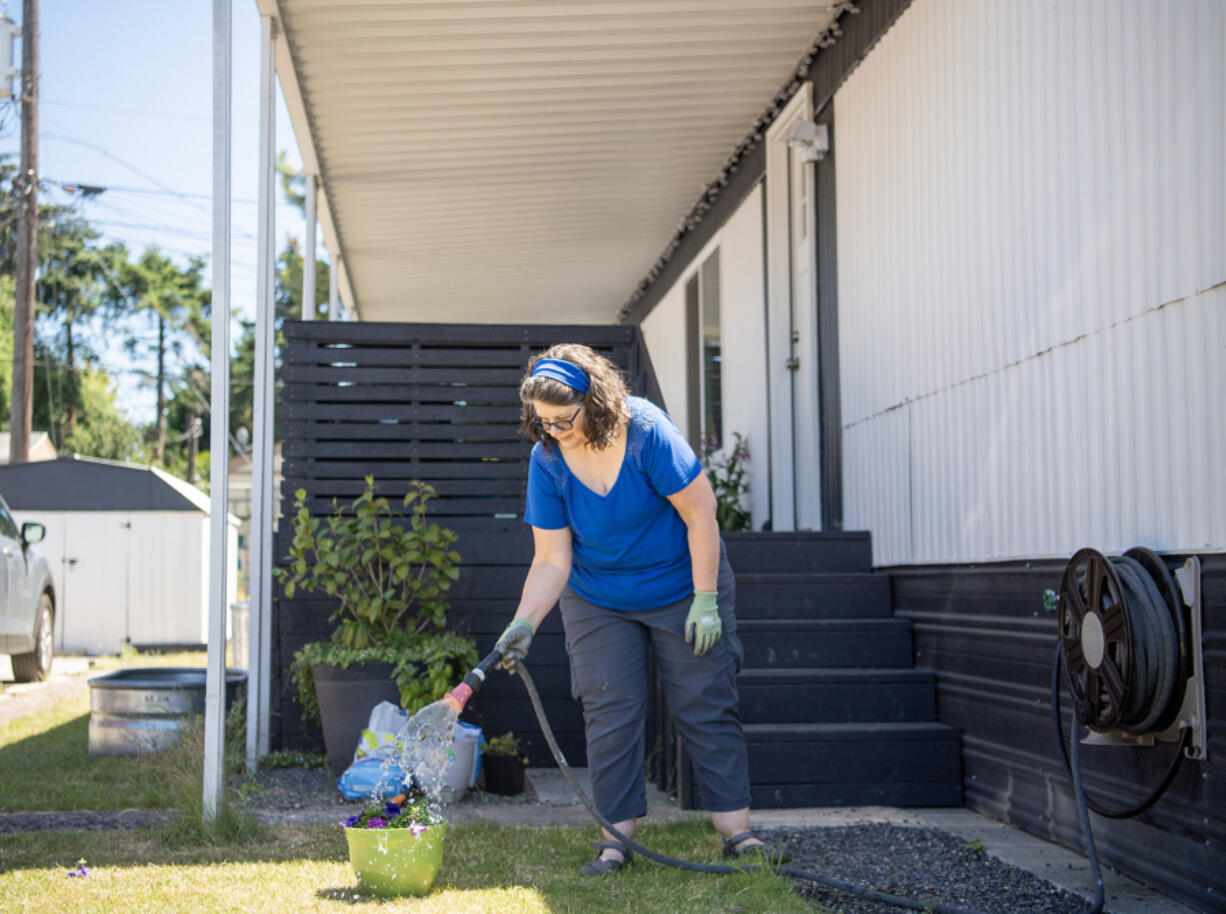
61, 513, 132, 654
765, 87, 822, 530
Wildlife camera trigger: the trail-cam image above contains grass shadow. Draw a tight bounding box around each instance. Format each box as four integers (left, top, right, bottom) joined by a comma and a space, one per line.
0, 822, 346, 874
0, 713, 167, 813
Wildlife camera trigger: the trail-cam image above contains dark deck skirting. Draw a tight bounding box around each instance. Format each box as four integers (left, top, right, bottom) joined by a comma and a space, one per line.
889, 555, 1226, 913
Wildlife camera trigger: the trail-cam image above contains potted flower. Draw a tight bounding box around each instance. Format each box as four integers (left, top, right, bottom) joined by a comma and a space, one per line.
701, 431, 752, 531
276, 477, 478, 776
341, 791, 446, 896
482, 731, 528, 796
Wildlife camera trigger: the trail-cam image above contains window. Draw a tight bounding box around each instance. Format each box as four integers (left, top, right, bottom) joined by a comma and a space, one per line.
0, 503, 19, 540
685, 249, 722, 453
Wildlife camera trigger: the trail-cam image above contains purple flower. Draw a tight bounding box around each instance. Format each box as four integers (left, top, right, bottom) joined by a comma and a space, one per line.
341, 814, 361, 828
383, 801, 401, 819
366, 817, 388, 829
67, 863, 90, 877
409, 822, 429, 836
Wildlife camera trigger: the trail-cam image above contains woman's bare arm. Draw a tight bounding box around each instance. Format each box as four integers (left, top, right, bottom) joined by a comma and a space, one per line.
512, 525, 573, 628
666, 473, 720, 592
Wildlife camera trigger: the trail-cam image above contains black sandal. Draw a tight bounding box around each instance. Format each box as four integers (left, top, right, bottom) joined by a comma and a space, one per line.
579, 839, 632, 876
722, 831, 793, 865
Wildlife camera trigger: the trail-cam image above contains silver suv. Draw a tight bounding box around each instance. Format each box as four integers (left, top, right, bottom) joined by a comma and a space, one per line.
0, 495, 55, 681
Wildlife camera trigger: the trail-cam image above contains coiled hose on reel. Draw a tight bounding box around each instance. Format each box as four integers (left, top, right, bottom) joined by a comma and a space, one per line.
1051, 547, 1195, 913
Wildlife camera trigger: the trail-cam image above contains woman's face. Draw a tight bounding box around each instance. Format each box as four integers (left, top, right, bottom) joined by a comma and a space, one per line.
532, 399, 586, 449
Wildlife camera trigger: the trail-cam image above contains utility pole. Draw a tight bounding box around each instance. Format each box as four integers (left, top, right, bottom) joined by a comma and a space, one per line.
9, 0, 37, 465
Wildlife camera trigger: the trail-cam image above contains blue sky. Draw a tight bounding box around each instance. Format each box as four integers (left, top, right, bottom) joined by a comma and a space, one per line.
1, 0, 313, 424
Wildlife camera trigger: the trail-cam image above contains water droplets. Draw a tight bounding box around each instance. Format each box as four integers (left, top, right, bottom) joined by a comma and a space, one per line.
386, 699, 461, 802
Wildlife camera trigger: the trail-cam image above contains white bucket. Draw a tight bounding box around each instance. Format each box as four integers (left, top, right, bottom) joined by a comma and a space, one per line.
438, 722, 481, 803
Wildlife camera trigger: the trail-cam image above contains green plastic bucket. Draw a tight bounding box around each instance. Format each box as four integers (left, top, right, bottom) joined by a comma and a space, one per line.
345, 822, 447, 897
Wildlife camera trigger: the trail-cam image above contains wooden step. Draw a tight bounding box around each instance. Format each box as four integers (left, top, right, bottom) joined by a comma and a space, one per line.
734, 572, 891, 619
737, 668, 936, 723
723, 531, 873, 574
736, 619, 913, 668
743, 721, 963, 809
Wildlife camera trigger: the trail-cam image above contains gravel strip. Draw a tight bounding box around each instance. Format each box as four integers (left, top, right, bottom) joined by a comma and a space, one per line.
248, 764, 543, 813
0, 810, 170, 834
764, 824, 1090, 914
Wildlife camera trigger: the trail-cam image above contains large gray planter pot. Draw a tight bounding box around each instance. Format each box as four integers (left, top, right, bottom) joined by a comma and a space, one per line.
312, 661, 401, 777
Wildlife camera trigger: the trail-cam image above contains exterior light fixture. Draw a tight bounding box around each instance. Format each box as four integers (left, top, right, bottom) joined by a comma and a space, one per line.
786, 120, 829, 163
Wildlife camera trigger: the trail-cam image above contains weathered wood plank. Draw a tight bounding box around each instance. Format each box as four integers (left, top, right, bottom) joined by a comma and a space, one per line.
283, 440, 529, 459
281, 460, 527, 480
283, 402, 521, 422
284, 341, 536, 369
282, 477, 526, 498
283, 421, 523, 443
283, 384, 522, 404
283, 365, 525, 385
294, 495, 524, 517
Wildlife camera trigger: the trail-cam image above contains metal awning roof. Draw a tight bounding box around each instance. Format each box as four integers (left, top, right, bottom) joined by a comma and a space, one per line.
257, 0, 841, 323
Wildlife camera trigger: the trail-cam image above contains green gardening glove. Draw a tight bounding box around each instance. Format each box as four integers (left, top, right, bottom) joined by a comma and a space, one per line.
495, 618, 536, 671
684, 591, 722, 657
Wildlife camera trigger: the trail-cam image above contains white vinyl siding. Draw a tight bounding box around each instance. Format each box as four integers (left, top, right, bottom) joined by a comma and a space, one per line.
641, 185, 770, 529
835, 0, 1226, 565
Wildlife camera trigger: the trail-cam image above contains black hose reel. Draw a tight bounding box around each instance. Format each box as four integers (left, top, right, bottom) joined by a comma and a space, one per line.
1053, 547, 1207, 816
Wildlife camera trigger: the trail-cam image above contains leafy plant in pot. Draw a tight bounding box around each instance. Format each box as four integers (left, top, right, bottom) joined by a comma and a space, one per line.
482, 731, 528, 796
276, 477, 478, 776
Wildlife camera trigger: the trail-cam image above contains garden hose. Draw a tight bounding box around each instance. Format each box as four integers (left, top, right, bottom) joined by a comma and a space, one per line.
511, 658, 990, 914
1052, 649, 1106, 914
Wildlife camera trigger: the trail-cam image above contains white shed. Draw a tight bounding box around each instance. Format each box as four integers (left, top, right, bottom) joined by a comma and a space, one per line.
0, 456, 240, 654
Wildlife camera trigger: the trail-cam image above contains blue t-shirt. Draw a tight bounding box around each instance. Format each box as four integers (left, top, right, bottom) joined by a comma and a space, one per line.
524, 397, 703, 611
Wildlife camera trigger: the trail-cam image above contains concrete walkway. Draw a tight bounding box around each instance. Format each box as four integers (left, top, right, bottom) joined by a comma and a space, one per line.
0, 655, 96, 726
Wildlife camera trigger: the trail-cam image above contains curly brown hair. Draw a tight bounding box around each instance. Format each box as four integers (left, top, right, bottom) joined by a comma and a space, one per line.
519, 343, 630, 452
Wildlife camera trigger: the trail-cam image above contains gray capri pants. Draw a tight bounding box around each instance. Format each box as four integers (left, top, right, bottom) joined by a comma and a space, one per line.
559, 541, 749, 823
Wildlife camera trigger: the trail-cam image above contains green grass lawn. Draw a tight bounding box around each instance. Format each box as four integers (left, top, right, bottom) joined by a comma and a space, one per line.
0, 821, 814, 914
0, 652, 215, 812
0, 652, 821, 913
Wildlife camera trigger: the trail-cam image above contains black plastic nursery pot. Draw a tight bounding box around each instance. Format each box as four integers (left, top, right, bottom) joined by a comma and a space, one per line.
483, 754, 525, 796
313, 661, 401, 777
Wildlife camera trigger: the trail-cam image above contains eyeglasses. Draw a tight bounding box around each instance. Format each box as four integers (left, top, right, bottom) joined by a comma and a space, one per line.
532, 405, 583, 433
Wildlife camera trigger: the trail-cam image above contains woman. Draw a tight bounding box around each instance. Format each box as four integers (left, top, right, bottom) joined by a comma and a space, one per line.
494, 342, 790, 875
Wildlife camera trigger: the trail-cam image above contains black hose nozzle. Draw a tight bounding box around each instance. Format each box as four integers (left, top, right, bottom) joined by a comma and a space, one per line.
444, 646, 506, 713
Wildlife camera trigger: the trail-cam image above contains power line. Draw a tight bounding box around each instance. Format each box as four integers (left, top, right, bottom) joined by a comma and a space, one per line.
44, 175, 306, 210
40, 127, 215, 220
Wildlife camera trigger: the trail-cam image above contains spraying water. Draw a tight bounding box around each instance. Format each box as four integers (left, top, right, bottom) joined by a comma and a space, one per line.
383, 686, 474, 804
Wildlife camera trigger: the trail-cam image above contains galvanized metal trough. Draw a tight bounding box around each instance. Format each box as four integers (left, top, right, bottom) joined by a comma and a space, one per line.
87, 667, 247, 755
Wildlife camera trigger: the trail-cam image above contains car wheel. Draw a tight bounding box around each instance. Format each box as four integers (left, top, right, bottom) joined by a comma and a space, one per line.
12, 593, 54, 683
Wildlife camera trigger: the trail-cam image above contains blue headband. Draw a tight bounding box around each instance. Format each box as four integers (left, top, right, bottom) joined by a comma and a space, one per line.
531, 358, 590, 393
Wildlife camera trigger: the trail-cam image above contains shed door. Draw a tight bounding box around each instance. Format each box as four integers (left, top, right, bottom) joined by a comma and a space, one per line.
61, 513, 132, 654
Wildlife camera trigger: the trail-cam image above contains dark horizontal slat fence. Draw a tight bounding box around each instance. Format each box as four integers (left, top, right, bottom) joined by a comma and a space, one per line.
274, 321, 665, 767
